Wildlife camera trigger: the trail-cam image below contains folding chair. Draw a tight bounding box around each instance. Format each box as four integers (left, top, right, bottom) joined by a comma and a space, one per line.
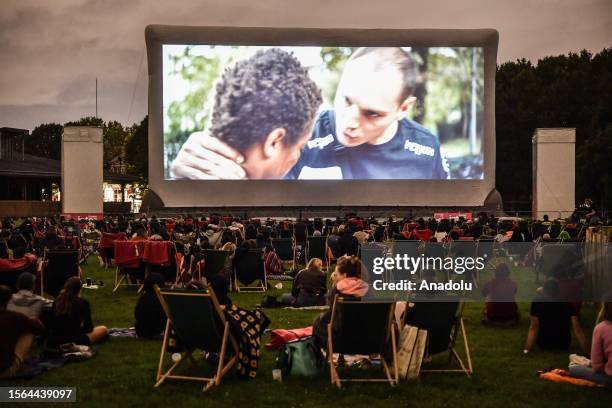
403, 297, 472, 377
0, 257, 38, 292
294, 223, 308, 246
449, 240, 479, 286
475, 238, 496, 273
305, 236, 328, 267
142, 241, 178, 289
113, 240, 145, 292
373, 225, 388, 242
198, 250, 230, 283
271, 238, 295, 271
154, 286, 239, 392
233, 249, 267, 292
327, 297, 399, 388
41, 249, 80, 298
97, 232, 127, 268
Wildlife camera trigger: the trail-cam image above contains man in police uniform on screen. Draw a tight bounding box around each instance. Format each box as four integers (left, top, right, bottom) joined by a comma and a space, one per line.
286, 47, 448, 180
170, 47, 448, 180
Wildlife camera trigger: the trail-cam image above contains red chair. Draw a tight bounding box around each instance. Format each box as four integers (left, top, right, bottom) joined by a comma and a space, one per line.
142, 241, 177, 286
98, 232, 127, 268
0, 256, 38, 292
413, 229, 433, 242
113, 240, 145, 292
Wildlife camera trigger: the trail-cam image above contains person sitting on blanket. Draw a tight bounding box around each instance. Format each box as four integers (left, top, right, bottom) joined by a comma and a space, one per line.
569, 291, 612, 386
47, 277, 108, 348
134, 273, 167, 339
524, 279, 588, 354
281, 258, 327, 307
481, 263, 519, 326
8, 272, 53, 321
312, 255, 369, 348
0, 285, 44, 378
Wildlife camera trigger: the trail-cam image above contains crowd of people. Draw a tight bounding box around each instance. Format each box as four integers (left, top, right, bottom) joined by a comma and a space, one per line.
0, 211, 610, 386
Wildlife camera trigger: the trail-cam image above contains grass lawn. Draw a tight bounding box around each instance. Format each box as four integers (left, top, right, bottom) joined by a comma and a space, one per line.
1, 259, 610, 407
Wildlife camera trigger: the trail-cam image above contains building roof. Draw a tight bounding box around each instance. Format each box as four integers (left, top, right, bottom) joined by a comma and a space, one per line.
0, 153, 139, 182
0, 153, 60, 178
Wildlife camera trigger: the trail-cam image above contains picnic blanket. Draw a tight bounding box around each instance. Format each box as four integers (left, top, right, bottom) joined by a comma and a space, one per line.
108, 327, 138, 338
225, 305, 270, 378
15, 356, 68, 379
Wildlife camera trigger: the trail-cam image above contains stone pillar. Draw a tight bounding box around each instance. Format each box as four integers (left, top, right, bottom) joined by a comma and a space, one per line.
532, 128, 575, 219
62, 127, 103, 220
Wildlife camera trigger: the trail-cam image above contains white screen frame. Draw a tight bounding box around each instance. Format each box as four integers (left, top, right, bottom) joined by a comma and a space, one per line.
146, 25, 498, 208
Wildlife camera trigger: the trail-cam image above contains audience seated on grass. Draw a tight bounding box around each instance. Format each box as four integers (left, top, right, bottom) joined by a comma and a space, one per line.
0, 285, 44, 378
524, 279, 588, 354
134, 273, 167, 339
481, 263, 519, 325
8, 272, 53, 321
569, 292, 612, 386
281, 258, 327, 307
47, 277, 108, 348
312, 256, 369, 348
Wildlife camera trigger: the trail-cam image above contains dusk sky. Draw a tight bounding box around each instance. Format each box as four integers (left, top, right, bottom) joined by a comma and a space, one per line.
1, 0, 611, 131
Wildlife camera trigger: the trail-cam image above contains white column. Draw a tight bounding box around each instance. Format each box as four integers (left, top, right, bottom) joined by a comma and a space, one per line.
532, 128, 575, 219
61, 127, 103, 219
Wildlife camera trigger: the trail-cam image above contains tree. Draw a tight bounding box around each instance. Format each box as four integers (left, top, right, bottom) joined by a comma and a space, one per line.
63, 116, 129, 168
125, 116, 148, 183
64, 116, 104, 127
24, 123, 63, 160
495, 48, 612, 212
103, 120, 129, 165
576, 124, 612, 209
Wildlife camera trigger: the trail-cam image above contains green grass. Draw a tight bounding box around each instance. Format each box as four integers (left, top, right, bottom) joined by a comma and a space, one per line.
1, 260, 610, 407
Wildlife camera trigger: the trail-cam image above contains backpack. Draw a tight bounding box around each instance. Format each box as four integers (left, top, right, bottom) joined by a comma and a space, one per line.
277, 336, 324, 377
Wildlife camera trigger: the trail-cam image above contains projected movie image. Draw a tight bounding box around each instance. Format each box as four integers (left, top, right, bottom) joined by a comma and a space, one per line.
163, 45, 485, 180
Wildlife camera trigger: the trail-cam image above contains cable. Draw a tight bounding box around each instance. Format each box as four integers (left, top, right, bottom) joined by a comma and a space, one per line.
127, 46, 145, 125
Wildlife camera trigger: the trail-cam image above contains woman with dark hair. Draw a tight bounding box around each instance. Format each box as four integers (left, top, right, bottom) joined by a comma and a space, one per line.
47, 277, 108, 347
524, 279, 587, 354
482, 263, 519, 325
134, 273, 167, 338
569, 292, 612, 386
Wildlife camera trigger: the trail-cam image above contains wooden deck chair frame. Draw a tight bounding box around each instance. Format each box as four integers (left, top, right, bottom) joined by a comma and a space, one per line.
113, 265, 143, 292
327, 297, 399, 388
418, 301, 473, 377
233, 249, 267, 292
153, 286, 239, 392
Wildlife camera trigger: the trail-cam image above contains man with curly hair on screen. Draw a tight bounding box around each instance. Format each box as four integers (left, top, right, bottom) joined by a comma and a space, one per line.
171, 48, 322, 180
171, 47, 448, 180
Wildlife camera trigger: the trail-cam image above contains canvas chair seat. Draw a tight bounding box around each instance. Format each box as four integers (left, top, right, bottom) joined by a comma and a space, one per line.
403, 295, 473, 376
233, 249, 267, 292
327, 296, 398, 388
41, 249, 80, 298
